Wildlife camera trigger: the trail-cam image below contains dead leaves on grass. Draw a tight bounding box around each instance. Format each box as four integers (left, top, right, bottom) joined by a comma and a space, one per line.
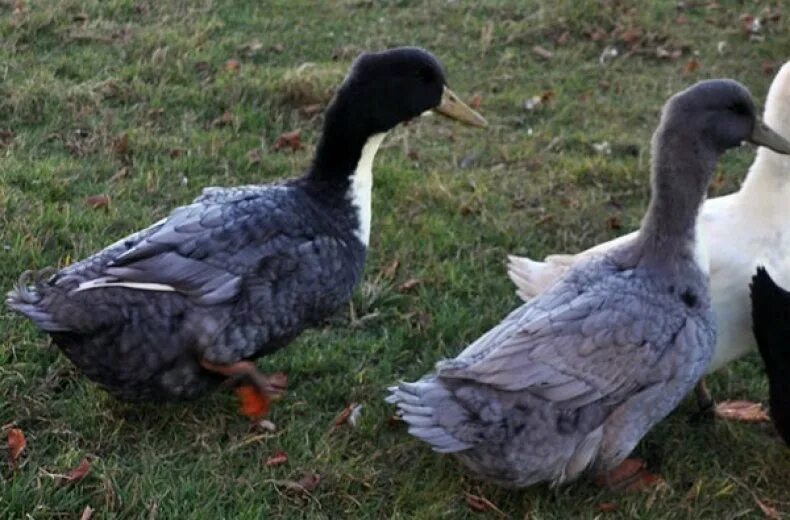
714, 400, 770, 423
273, 129, 302, 152
265, 451, 289, 467
6, 428, 26, 470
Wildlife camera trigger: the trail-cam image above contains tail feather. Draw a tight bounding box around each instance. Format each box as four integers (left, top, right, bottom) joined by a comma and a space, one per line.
6, 269, 69, 332
506, 255, 570, 301
386, 378, 472, 453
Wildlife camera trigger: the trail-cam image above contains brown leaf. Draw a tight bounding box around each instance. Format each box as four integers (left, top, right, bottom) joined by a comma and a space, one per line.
761, 60, 776, 76
73, 12, 88, 22
264, 451, 288, 467
555, 31, 570, 46
79, 506, 94, 520
398, 278, 420, 293
211, 111, 235, 128
225, 59, 241, 72
407, 149, 419, 161
247, 148, 262, 165
273, 129, 302, 152
714, 400, 769, 422
169, 148, 184, 159
380, 259, 400, 280
272, 43, 284, 53
302, 104, 322, 116
597, 502, 619, 513
607, 216, 622, 230
675, 14, 689, 24
112, 133, 129, 157
621, 470, 666, 492
595, 458, 645, 488
756, 498, 781, 519
586, 27, 608, 41
464, 493, 506, 516
468, 94, 482, 110
7, 428, 26, 469
619, 27, 642, 47
682, 59, 700, 74
109, 166, 130, 182
85, 194, 110, 210
532, 45, 553, 60
296, 471, 320, 492
63, 458, 91, 484
333, 403, 355, 428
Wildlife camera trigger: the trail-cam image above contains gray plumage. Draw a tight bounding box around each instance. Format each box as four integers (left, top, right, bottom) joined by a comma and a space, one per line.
388, 79, 790, 487
9, 183, 365, 401
6, 47, 486, 402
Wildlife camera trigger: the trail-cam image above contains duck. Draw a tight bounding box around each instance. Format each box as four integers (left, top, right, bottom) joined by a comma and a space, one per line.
750, 267, 790, 446
387, 80, 790, 488
507, 61, 790, 416
6, 47, 487, 413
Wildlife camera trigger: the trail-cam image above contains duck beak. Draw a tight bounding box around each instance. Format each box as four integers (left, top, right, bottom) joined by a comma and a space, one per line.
748, 119, 790, 154
434, 86, 488, 128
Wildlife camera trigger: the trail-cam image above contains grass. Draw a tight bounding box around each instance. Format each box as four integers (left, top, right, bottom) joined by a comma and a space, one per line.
1, 0, 789, 517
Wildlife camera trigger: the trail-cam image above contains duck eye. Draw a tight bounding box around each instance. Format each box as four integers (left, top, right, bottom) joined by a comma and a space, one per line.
730, 102, 750, 116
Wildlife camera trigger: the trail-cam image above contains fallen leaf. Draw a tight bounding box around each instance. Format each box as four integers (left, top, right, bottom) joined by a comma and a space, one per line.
586, 27, 608, 41
234, 385, 270, 420
272, 43, 284, 53
464, 492, 506, 516
407, 149, 419, 161
247, 148, 262, 165
555, 31, 570, 46
110, 166, 130, 182
380, 259, 400, 280
73, 12, 88, 22
597, 502, 619, 513
682, 59, 700, 74
273, 129, 302, 152
619, 27, 642, 47
755, 498, 780, 519
621, 470, 666, 492
169, 148, 184, 159
225, 59, 241, 72
265, 451, 288, 467
398, 278, 420, 292
7, 428, 26, 469
238, 40, 264, 56
296, 471, 320, 492
675, 14, 689, 24
532, 45, 553, 60
302, 103, 322, 116
468, 94, 482, 110
333, 403, 355, 427
595, 458, 645, 488
761, 60, 776, 76
607, 216, 622, 230
85, 194, 110, 210
79, 506, 94, 520
112, 133, 129, 157
210, 111, 235, 128
714, 400, 769, 422
62, 458, 91, 484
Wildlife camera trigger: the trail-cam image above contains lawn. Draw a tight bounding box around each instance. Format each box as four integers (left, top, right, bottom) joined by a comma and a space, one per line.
1, 0, 788, 518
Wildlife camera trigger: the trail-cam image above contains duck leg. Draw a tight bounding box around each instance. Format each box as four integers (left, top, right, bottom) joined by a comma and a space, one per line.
692, 377, 770, 423
595, 458, 664, 492
199, 359, 288, 396
695, 379, 714, 412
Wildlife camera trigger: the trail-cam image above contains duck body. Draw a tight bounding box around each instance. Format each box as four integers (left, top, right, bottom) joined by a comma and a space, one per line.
10, 180, 365, 401
389, 79, 790, 487
508, 62, 790, 377
750, 267, 790, 445
394, 248, 713, 487
6, 47, 486, 403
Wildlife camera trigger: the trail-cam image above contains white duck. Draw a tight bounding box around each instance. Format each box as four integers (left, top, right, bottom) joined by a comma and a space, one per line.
508, 62, 790, 415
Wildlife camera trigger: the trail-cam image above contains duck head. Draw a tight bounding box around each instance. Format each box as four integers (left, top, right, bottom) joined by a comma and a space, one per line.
330, 46, 487, 134
663, 79, 790, 155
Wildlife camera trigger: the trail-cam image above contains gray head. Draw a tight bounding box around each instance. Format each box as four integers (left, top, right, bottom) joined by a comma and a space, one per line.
640, 80, 790, 257
661, 79, 790, 155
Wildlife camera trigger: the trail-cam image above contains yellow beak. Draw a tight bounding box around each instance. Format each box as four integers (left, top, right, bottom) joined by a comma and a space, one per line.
433, 86, 488, 128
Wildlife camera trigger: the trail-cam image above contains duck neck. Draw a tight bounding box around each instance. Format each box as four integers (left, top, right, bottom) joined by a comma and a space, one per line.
305, 99, 386, 246
638, 128, 717, 264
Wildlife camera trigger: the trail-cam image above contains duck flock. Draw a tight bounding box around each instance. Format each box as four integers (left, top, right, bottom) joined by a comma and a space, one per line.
6, 47, 789, 489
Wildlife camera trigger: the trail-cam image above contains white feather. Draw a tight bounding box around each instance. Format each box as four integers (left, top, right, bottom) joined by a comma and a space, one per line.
349, 133, 386, 246
73, 278, 177, 293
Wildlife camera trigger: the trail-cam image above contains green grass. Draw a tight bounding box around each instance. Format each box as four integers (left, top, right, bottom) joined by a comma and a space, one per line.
1, 0, 789, 517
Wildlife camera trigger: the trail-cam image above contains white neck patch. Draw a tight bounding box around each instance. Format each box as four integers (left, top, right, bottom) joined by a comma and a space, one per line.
349, 133, 386, 246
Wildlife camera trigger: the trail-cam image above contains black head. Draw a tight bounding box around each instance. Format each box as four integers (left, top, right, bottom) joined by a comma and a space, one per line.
664, 79, 790, 154
328, 47, 486, 136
